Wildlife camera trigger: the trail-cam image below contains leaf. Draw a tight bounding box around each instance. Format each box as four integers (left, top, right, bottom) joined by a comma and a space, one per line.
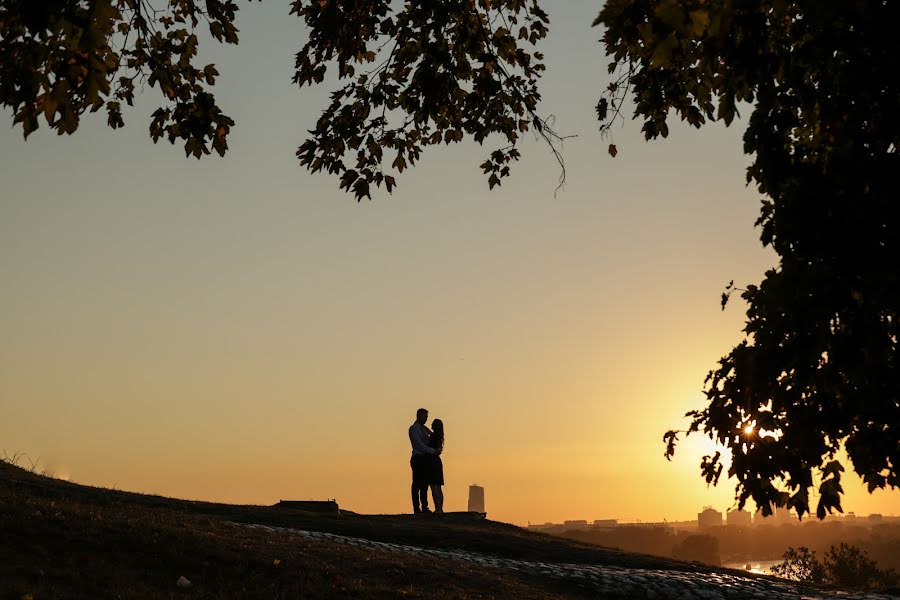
650, 34, 677, 68
689, 10, 710, 36
608, 143, 617, 157
663, 430, 679, 460
595, 98, 608, 123
654, 1, 685, 29
822, 461, 844, 478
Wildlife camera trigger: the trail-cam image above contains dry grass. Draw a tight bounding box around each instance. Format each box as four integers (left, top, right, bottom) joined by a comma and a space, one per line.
0, 459, 714, 599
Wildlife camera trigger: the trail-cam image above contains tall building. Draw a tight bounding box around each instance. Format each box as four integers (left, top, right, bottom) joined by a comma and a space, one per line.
698, 507, 723, 528
755, 506, 794, 525
468, 484, 485, 513
726, 509, 752, 527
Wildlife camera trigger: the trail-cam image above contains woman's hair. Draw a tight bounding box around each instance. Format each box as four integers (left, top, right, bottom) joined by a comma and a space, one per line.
430, 419, 445, 452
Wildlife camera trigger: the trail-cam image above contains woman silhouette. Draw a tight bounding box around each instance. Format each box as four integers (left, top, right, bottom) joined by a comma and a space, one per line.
427, 419, 445, 513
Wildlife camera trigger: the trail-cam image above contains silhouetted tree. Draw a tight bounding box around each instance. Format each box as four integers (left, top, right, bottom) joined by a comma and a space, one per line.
1, 1, 897, 518
595, 0, 899, 519
0, 0, 248, 156
772, 543, 897, 591
771, 546, 827, 585
291, 0, 563, 199
0, 0, 560, 198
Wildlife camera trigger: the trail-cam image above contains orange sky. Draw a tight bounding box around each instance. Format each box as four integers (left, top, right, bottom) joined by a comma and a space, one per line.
1, 1, 897, 525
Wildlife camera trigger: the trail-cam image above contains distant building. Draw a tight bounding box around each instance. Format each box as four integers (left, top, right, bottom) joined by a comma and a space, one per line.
754, 506, 794, 525
625, 521, 674, 529
698, 507, 723, 528
869, 513, 883, 522
593, 519, 618, 528
771, 507, 792, 524
844, 512, 858, 524
467, 484, 485, 513
563, 520, 589, 530
671, 520, 700, 532
726, 509, 752, 527
526, 523, 564, 534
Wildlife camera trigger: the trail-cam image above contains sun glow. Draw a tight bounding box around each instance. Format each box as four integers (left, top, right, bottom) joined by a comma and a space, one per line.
744, 425, 755, 435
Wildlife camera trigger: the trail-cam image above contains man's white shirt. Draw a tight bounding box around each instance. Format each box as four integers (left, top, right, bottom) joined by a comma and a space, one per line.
409, 422, 434, 455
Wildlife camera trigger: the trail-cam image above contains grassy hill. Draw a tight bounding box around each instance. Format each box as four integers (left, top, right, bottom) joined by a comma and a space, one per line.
1, 460, 745, 599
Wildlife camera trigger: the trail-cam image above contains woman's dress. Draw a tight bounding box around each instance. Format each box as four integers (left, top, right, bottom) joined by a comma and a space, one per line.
427, 437, 444, 485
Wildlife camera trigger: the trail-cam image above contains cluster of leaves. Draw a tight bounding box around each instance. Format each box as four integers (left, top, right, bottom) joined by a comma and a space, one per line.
291, 0, 558, 200
0, 0, 251, 157
772, 544, 898, 591
597, 0, 899, 518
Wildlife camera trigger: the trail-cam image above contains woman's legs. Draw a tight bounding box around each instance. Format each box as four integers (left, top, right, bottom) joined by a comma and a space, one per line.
430, 484, 444, 513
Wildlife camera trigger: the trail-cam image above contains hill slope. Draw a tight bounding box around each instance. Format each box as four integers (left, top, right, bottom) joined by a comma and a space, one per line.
0, 460, 769, 599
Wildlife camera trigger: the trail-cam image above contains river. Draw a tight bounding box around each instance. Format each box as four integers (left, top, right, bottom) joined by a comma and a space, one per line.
723, 559, 783, 575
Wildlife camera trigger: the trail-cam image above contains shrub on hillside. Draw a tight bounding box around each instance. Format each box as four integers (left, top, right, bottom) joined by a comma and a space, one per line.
772, 543, 898, 590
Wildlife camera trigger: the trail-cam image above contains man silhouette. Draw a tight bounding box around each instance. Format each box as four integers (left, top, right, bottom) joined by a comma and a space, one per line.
409, 407, 435, 514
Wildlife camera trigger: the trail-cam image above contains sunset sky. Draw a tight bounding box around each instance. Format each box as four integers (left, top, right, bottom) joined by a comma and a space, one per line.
1, 1, 897, 525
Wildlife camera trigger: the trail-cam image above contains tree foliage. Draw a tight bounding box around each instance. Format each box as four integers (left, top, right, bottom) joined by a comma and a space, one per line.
0, 0, 250, 157
0, 0, 561, 199
772, 544, 898, 591
596, 0, 900, 519
292, 0, 559, 200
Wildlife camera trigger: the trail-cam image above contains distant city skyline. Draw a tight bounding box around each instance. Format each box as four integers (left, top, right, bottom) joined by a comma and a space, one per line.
528, 508, 899, 533
530, 506, 900, 578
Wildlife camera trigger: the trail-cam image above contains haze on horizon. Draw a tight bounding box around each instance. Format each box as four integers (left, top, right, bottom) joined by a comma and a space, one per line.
1, 1, 898, 526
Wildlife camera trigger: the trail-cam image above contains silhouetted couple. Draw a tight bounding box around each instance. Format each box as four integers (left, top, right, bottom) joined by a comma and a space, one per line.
408, 408, 444, 514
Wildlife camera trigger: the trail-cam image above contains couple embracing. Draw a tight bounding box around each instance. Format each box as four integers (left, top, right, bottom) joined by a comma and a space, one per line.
408, 407, 445, 514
